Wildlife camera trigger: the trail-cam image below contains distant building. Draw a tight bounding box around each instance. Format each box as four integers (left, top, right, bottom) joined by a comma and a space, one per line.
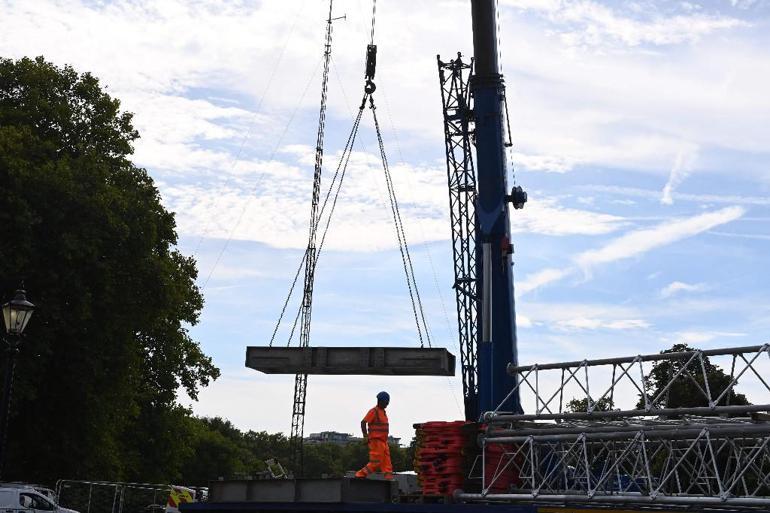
305, 431, 401, 446
305, 431, 354, 445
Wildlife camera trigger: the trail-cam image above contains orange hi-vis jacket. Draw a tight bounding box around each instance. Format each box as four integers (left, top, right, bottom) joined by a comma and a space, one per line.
364, 406, 389, 441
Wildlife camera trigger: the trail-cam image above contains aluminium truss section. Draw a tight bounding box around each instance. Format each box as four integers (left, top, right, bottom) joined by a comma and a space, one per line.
437, 53, 478, 421
485, 344, 770, 422
461, 417, 770, 508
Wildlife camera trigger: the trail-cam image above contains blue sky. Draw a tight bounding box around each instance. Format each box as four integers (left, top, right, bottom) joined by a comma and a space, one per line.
2, 0, 770, 440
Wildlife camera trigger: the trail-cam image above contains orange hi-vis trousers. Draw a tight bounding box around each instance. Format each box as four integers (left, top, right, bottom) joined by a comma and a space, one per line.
355, 438, 393, 480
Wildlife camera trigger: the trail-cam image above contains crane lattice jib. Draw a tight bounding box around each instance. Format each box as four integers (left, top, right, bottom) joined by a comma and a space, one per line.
437, 54, 479, 421
290, 0, 335, 474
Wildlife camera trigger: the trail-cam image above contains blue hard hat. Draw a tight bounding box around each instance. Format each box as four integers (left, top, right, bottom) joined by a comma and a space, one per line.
377, 391, 390, 402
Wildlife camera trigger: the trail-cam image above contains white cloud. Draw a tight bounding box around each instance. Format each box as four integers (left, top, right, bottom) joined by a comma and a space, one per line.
517, 267, 573, 296
709, 231, 770, 241
160, 149, 450, 252
157, 150, 625, 252
661, 145, 699, 205
576, 206, 745, 270
503, 0, 748, 47
513, 151, 575, 173
511, 196, 625, 236
517, 314, 533, 328
667, 330, 747, 345
520, 302, 650, 334
585, 185, 770, 207
3, 0, 769, 182
554, 317, 650, 331
518, 207, 745, 296
661, 281, 708, 298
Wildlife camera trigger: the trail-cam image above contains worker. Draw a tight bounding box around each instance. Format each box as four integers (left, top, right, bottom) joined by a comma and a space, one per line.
355, 391, 393, 480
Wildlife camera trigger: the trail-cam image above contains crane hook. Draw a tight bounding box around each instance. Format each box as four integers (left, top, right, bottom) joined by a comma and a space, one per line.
364, 44, 377, 94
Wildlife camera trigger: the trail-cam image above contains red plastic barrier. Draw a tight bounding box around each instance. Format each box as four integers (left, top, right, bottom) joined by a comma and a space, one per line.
483, 441, 520, 493
413, 420, 477, 497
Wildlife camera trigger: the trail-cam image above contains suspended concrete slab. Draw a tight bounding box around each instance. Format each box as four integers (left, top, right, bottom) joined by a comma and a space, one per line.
245, 346, 455, 376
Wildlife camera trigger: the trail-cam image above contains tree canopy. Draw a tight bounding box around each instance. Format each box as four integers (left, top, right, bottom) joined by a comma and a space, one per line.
0, 56, 414, 486
637, 343, 749, 411
0, 56, 218, 482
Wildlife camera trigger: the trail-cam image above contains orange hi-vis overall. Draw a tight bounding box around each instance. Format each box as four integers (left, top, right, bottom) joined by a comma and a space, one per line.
355, 406, 393, 480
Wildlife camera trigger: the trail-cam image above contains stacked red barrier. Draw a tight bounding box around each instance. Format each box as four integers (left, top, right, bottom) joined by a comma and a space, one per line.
484, 441, 518, 493
413, 421, 472, 496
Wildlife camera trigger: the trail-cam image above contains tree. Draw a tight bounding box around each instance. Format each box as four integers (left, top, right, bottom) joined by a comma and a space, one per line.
171, 417, 415, 484
637, 343, 749, 411
565, 396, 614, 413
0, 56, 218, 483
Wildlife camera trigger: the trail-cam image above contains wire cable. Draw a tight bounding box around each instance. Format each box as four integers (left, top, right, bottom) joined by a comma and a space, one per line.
379, 87, 464, 416
270, 97, 367, 347
369, 0, 377, 45
369, 96, 432, 348
287, 103, 365, 347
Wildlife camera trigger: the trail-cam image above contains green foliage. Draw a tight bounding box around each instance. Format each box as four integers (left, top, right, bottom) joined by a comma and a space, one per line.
0, 56, 218, 483
177, 417, 414, 486
565, 396, 614, 413
636, 344, 750, 410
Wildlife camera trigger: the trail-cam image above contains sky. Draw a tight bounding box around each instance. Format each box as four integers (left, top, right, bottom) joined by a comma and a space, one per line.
2, 0, 770, 442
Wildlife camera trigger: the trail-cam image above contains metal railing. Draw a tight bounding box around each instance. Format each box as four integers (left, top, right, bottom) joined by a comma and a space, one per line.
55, 480, 177, 513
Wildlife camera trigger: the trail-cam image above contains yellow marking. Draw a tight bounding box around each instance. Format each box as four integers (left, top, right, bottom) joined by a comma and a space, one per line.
538, 508, 682, 513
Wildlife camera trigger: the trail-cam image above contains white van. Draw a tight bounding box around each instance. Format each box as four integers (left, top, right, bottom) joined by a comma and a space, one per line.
0, 487, 78, 513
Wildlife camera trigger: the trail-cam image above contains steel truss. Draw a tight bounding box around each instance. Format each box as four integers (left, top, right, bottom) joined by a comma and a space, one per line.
290, 0, 336, 474
464, 418, 770, 508
459, 345, 770, 508
437, 53, 479, 420
487, 344, 770, 421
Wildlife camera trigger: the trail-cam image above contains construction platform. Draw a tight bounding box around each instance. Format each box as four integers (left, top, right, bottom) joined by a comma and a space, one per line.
245, 347, 455, 376
183, 498, 747, 513
182, 501, 536, 513
187, 478, 754, 513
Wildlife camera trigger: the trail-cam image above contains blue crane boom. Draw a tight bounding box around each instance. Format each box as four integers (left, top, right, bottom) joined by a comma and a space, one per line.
471, 0, 524, 416
439, 0, 526, 420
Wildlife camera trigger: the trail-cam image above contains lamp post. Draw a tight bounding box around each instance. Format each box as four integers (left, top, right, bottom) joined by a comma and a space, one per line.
0, 288, 35, 478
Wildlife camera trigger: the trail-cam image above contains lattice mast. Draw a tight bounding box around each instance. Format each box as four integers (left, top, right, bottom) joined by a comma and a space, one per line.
437, 55, 479, 420
290, 0, 335, 474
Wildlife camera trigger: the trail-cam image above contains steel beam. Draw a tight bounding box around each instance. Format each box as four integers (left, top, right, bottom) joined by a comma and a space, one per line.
246, 346, 455, 376
485, 404, 770, 422
507, 344, 769, 374
457, 493, 770, 507
485, 423, 770, 443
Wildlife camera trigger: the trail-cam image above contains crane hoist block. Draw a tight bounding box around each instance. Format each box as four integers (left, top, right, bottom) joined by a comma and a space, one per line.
245, 346, 455, 376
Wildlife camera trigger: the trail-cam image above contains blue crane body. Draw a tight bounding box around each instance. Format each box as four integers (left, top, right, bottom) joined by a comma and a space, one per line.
471, 0, 522, 417
439, 0, 526, 419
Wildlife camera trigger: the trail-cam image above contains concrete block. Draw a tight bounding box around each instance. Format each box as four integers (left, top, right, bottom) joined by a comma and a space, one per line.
245, 346, 455, 376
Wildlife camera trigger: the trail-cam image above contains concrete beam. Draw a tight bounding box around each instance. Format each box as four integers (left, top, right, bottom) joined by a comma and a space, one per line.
208, 478, 396, 504
245, 346, 455, 376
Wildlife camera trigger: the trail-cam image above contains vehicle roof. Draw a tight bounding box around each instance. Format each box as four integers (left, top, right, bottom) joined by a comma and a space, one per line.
0, 483, 51, 491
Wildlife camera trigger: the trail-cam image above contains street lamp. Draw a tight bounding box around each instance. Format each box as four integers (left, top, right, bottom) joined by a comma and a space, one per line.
2, 290, 34, 336
0, 288, 35, 478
